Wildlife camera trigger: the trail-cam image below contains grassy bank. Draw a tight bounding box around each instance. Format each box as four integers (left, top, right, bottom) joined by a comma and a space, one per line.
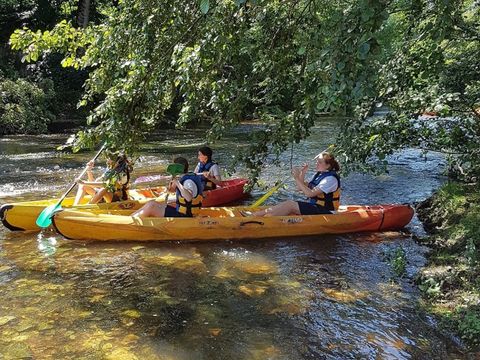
416, 182, 480, 350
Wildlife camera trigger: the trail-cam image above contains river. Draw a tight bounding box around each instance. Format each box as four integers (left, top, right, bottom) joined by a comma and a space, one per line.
0, 119, 468, 359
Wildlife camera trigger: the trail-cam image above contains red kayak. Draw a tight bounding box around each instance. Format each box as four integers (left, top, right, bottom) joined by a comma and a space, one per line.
203, 178, 249, 206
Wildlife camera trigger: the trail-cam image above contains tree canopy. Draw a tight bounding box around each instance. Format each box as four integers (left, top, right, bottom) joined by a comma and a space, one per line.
9, 0, 480, 181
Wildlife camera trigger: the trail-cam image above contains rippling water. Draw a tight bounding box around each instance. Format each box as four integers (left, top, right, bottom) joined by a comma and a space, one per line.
0, 120, 468, 359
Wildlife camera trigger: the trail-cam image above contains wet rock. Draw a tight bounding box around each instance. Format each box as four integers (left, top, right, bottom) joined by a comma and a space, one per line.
121, 334, 140, 345
0, 265, 13, 272
122, 309, 141, 318
248, 344, 281, 359
323, 288, 368, 303
238, 283, 268, 297
0, 316, 16, 326
104, 347, 139, 360
209, 328, 221, 336
3, 342, 32, 359
16, 320, 35, 332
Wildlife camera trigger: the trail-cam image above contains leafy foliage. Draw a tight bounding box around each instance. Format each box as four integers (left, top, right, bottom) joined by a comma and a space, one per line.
337, 0, 480, 182
0, 77, 55, 135
7, 0, 480, 183
417, 182, 480, 349
9, 0, 389, 174
384, 245, 407, 279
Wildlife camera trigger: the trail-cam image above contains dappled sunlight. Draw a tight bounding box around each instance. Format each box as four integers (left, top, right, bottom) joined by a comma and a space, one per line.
322, 288, 369, 303
237, 282, 268, 297
214, 251, 279, 279
141, 248, 207, 273
0, 126, 463, 357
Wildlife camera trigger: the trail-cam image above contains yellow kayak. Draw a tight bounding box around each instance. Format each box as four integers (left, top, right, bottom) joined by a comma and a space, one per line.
0, 179, 248, 231
51, 204, 414, 242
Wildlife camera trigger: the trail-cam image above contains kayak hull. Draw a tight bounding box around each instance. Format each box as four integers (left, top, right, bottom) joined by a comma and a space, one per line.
0, 179, 248, 232
52, 204, 414, 242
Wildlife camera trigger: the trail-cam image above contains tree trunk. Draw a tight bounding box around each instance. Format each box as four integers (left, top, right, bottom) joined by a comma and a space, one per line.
77, 0, 91, 28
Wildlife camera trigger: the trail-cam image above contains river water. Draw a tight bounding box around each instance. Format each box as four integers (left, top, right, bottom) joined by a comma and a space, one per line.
0, 119, 468, 359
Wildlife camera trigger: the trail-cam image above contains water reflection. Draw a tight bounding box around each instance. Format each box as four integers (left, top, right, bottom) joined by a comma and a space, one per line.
0, 122, 468, 359
0, 233, 467, 359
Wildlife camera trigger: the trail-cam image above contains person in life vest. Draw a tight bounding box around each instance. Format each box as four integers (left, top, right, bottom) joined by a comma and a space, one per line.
132, 157, 204, 218
194, 146, 222, 190
73, 152, 132, 205
244, 152, 341, 217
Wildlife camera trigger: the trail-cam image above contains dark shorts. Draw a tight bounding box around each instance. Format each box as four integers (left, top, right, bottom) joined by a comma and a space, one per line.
164, 205, 190, 218
297, 201, 332, 215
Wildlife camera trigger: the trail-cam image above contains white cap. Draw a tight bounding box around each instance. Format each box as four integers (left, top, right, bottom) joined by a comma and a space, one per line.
314, 152, 325, 160
313, 145, 334, 160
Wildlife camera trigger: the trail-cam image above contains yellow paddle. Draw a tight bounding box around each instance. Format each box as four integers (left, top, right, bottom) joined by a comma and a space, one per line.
36, 143, 106, 228
249, 181, 284, 209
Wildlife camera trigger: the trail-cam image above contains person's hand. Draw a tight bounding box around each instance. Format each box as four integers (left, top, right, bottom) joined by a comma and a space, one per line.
86, 160, 95, 171
291, 167, 302, 179
202, 171, 212, 180
167, 179, 176, 192
300, 163, 309, 174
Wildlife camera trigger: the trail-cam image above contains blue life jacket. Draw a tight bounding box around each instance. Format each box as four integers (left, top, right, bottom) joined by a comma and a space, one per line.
176, 173, 204, 216
307, 171, 341, 211
197, 161, 217, 190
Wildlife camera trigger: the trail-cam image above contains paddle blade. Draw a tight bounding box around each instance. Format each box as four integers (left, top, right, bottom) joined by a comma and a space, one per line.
166, 163, 185, 177
36, 203, 62, 228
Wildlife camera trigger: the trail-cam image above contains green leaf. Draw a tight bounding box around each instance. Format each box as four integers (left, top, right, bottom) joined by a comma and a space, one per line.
359, 42, 370, 57
368, 134, 380, 145
297, 46, 306, 55
200, 0, 209, 14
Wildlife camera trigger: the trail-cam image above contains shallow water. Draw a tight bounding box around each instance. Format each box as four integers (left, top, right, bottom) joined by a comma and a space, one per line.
0, 120, 468, 359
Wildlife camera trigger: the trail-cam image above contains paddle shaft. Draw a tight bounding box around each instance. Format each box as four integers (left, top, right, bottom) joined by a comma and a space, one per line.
55, 144, 107, 207
250, 182, 283, 209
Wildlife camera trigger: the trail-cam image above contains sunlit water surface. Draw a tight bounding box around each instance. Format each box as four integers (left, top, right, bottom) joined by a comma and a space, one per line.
0, 120, 468, 359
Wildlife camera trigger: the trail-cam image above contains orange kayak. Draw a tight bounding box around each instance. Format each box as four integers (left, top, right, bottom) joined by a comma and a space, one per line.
52, 204, 414, 242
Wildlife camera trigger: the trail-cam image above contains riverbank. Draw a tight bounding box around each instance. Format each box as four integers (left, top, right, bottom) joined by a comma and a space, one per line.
416, 182, 480, 350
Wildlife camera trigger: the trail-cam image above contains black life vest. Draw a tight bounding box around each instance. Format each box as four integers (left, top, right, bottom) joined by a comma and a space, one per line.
307, 171, 341, 211
176, 173, 204, 216
103, 166, 130, 201
197, 161, 217, 190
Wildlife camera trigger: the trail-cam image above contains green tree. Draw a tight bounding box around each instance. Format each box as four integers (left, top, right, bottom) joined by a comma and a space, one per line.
9, 0, 389, 179
0, 77, 55, 134
337, 0, 480, 182
9, 0, 479, 183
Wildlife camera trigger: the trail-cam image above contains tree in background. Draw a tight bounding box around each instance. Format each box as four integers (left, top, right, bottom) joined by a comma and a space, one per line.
8, 0, 480, 183
337, 0, 480, 183
9, 0, 389, 179
0, 0, 107, 135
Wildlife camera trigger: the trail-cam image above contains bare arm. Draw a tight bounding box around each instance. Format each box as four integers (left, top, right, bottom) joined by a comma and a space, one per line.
85, 160, 95, 181
292, 164, 323, 198
202, 172, 222, 185
294, 178, 323, 198
79, 180, 105, 186
173, 179, 193, 201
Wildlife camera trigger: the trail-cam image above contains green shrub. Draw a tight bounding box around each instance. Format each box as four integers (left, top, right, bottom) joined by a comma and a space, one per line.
457, 309, 480, 347
384, 246, 407, 278
0, 77, 55, 135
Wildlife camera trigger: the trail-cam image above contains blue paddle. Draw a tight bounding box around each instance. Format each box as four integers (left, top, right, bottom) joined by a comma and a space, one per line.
36, 143, 107, 228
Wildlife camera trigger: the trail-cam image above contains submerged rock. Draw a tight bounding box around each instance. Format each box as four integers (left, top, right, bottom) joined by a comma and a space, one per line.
3, 342, 32, 359
0, 316, 16, 326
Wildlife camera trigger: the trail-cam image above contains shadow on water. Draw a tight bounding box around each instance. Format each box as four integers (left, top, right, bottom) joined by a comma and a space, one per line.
0, 120, 469, 359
